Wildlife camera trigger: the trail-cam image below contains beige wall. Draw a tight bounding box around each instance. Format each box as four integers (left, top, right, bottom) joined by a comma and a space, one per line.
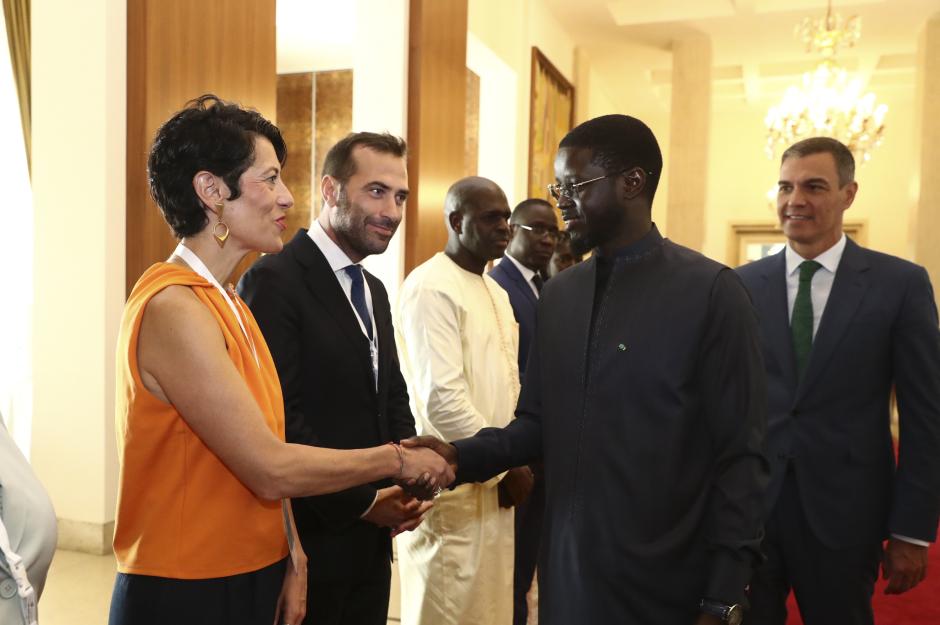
356, 0, 409, 297
469, 0, 578, 206
32, 0, 125, 552
703, 93, 919, 267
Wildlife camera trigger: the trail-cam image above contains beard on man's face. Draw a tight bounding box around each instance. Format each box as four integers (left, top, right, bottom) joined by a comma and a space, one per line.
568, 229, 594, 256
333, 188, 398, 258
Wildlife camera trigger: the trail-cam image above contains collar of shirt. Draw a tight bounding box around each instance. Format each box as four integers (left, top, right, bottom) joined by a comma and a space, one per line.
306, 220, 379, 388
785, 232, 847, 277
783, 233, 847, 338
595, 223, 665, 262
504, 253, 540, 298
308, 218, 357, 273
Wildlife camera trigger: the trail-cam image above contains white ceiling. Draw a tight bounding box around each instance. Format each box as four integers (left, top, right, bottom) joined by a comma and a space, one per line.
541, 0, 940, 112
275, 0, 940, 110
276, 0, 355, 74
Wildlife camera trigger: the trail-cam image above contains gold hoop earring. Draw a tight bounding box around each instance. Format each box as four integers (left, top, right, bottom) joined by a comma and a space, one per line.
212, 201, 229, 247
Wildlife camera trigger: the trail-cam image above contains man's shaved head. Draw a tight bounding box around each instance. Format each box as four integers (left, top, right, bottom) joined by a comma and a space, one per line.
443, 176, 512, 274
444, 176, 506, 218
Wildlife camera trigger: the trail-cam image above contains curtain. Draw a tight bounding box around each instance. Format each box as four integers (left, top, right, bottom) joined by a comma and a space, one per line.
3, 0, 29, 174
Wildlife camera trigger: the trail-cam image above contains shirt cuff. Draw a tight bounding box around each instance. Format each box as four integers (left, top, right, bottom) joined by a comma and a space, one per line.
891, 533, 931, 547
359, 492, 379, 519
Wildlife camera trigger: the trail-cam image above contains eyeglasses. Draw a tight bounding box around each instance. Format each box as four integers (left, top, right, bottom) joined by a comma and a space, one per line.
515, 223, 560, 241
547, 170, 627, 201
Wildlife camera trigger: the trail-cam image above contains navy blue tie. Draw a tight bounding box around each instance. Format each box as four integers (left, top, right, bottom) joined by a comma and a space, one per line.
344, 265, 373, 341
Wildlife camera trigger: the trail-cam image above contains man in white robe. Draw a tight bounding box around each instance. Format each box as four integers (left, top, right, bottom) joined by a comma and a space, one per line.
394, 177, 531, 625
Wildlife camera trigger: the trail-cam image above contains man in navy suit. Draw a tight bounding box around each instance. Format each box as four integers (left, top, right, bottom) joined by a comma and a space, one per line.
490, 198, 557, 375
489, 197, 557, 625
737, 137, 940, 625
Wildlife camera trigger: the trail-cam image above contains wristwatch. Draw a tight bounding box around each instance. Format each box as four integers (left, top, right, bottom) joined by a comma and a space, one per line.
699, 598, 743, 625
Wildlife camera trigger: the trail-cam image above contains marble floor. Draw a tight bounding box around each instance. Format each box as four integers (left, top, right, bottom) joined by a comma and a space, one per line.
38, 549, 402, 625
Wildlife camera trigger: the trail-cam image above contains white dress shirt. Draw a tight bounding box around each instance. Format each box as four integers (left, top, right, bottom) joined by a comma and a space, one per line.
307, 220, 377, 343
504, 253, 541, 299
784, 234, 928, 548
784, 234, 846, 335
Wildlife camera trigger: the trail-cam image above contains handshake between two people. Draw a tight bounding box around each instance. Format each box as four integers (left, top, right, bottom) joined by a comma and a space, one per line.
392, 435, 459, 502
389, 435, 535, 509
362, 436, 457, 538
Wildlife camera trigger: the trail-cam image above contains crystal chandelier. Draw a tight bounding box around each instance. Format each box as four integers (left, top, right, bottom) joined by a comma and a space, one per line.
764, 1, 887, 163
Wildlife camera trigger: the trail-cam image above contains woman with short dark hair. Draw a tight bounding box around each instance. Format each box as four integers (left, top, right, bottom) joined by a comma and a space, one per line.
109, 95, 451, 625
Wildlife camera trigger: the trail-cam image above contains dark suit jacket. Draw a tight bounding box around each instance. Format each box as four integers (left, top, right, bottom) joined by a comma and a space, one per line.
489, 256, 538, 376
238, 229, 416, 582
737, 239, 940, 549
454, 229, 769, 624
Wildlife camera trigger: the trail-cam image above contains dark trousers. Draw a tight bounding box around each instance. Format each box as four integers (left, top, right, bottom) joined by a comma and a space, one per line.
746, 470, 881, 625
513, 471, 545, 625
304, 548, 391, 625
108, 557, 286, 625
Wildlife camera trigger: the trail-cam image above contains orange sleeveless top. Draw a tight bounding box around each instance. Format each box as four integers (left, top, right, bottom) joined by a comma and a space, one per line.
113, 263, 288, 579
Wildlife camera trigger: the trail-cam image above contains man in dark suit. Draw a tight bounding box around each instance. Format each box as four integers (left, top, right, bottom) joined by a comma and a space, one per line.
404, 115, 769, 625
238, 133, 430, 625
488, 198, 557, 625
489, 198, 556, 376
737, 137, 940, 625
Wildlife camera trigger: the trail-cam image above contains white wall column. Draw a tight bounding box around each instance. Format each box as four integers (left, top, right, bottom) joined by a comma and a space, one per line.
467, 34, 518, 206
665, 33, 711, 252
32, 0, 126, 553
354, 0, 409, 296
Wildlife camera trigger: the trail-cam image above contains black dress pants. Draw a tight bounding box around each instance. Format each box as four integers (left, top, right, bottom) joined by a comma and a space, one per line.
304, 543, 391, 625
745, 469, 881, 625
109, 557, 286, 625
513, 470, 545, 625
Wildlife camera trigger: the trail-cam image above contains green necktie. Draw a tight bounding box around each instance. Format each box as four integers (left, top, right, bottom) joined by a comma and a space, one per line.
791, 260, 822, 377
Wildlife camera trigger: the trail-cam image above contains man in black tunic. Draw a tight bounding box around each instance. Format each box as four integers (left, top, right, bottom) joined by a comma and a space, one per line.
404, 114, 769, 624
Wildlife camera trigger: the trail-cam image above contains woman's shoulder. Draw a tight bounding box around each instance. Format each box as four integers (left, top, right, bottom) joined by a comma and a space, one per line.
127, 261, 207, 301
144, 282, 216, 332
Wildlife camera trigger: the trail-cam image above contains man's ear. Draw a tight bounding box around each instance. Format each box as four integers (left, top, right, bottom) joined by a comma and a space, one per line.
321, 175, 341, 207
192, 171, 227, 209
841, 180, 859, 209
622, 167, 646, 200
448, 210, 463, 234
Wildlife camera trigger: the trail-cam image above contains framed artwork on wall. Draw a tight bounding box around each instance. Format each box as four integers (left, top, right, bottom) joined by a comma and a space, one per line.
528, 47, 575, 203
730, 221, 867, 267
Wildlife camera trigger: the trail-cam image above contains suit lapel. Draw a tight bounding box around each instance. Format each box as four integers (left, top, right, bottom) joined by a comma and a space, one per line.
796, 239, 869, 401
761, 250, 799, 392
289, 231, 375, 391
500, 257, 538, 307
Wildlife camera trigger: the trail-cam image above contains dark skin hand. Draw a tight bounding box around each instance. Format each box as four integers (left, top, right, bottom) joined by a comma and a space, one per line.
498, 466, 534, 508
694, 615, 722, 625
401, 436, 534, 506
882, 538, 929, 594
398, 435, 459, 500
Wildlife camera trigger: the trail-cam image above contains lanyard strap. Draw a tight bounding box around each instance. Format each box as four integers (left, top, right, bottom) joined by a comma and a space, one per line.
0, 517, 37, 625
173, 244, 260, 368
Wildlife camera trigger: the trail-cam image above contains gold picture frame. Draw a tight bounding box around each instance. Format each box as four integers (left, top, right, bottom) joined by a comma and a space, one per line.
730, 222, 867, 267
528, 47, 575, 202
